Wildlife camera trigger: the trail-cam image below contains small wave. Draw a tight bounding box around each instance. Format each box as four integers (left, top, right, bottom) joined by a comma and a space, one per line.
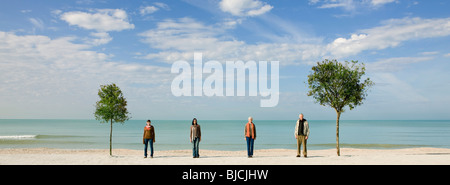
35, 135, 87, 139
0, 135, 37, 140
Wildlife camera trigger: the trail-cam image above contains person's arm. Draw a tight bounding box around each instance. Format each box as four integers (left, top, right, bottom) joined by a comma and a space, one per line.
198, 125, 201, 142
253, 124, 256, 139
294, 120, 299, 139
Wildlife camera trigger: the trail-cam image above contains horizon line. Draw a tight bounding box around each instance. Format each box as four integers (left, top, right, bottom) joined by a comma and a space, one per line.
1, 118, 449, 121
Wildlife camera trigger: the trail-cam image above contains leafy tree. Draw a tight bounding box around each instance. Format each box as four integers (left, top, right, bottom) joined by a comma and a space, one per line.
94, 83, 131, 156
307, 59, 374, 156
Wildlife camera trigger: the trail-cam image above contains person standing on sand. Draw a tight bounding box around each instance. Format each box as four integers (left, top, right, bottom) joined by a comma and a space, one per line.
143, 120, 155, 158
245, 116, 256, 158
190, 118, 201, 158
295, 113, 310, 158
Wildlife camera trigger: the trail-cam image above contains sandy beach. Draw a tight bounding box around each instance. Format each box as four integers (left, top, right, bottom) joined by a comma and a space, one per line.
1, 147, 450, 165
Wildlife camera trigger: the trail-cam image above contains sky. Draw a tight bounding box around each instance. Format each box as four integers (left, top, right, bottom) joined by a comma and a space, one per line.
0, 0, 449, 120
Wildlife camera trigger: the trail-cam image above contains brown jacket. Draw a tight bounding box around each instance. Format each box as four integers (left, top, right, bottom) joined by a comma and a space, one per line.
244, 122, 256, 139
143, 125, 155, 143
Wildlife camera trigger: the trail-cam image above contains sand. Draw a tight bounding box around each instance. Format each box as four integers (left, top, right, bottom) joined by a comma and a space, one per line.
1, 147, 450, 165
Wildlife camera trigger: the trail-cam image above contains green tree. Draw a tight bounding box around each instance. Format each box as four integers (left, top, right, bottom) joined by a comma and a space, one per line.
94, 83, 131, 156
307, 59, 374, 156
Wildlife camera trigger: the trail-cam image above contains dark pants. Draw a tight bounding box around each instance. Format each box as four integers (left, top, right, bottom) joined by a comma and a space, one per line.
192, 137, 200, 157
246, 137, 254, 156
144, 139, 154, 157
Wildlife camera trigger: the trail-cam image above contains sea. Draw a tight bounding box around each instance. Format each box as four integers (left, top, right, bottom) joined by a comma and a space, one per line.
1, 119, 449, 151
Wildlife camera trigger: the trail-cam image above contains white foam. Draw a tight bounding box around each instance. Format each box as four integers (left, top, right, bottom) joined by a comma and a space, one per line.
0, 135, 37, 139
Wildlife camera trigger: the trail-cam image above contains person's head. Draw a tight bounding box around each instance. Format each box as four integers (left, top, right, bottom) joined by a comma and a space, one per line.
299, 113, 304, 120
192, 118, 197, 125
146, 120, 151, 125
248, 116, 253, 123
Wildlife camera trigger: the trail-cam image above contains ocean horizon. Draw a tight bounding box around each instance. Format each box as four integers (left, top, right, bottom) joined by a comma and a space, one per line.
1, 119, 449, 151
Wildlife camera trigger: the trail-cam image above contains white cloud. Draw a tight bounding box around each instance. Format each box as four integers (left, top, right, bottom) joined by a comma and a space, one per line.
366, 56, 433, 72
29, 18, 45, 30
153, 2, 170, 10
139, 16, 450, 67
219, 0, 273, 17
0, 31, 170, 118
88, 32, 113, 46
327, 17, 450, 57
309, 0, 356, 11
308, 0, 320, 4
60, 9, 134, 32
139, 18, 244, 62
140, 17, 228, 51
21, 9, 32, 13
420, 51, 439, 56
60, 9, 134, 45
139, 18, 325, 65
321, 0, 355, 10
76, 0, 94, 5
309, 0, 397, 12
140, 6, 159, 15
139, 2, 170, 16
221, 18, 243, 29
371, 0, 397, 6
247, 4, 273, 16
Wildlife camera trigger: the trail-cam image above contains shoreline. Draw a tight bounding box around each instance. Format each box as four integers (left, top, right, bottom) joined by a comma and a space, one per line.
1, 147, 450, 165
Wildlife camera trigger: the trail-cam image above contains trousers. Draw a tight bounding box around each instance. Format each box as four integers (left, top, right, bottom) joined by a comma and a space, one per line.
192, 137, 200, 157
246, 137, 254, 156
297, 135, 307, 157
144, 139, 154, 157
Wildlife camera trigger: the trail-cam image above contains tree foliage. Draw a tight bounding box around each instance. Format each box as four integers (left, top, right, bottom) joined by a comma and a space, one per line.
307, 59, 374, 156
94, 83, 130, 156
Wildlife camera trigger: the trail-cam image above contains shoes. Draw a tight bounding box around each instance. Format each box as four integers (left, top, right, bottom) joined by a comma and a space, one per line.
296, 155, 300, 157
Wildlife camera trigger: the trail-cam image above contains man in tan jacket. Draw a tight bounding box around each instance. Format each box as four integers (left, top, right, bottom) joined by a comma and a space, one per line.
295, 114, 309, 157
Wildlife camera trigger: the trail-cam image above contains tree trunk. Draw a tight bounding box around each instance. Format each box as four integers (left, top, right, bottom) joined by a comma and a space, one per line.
110, 119, 113, 156
336, 111, 341, 156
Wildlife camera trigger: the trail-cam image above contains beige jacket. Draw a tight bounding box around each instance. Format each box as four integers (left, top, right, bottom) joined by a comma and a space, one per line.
294, 119, 310, 137
190, 124, 201, 140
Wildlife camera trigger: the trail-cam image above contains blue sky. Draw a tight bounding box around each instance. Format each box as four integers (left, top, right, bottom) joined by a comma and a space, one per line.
0, 0, 450, 120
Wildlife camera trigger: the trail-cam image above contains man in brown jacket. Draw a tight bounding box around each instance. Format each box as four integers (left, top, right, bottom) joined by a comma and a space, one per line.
143, 120, 155, 158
